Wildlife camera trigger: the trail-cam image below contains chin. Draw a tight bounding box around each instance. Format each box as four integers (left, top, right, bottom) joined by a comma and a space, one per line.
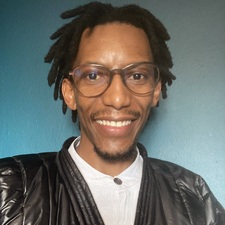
93, 142, 137, 162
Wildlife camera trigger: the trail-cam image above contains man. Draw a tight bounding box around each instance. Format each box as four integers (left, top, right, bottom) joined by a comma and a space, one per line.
0, 2, 224, 225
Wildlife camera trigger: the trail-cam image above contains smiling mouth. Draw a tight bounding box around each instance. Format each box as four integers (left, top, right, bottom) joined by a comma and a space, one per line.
96, 120, 132, 127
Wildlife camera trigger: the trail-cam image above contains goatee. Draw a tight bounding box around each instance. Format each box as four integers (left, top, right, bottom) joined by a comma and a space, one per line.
93, 143, 137, 162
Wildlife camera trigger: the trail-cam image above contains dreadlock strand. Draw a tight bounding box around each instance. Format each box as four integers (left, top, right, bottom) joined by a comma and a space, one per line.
44, 40, 59, 63
47, 59, 60, 86
72, 110, 77, 123
145, 10, 170, 41
167, 71, 176, 85
54, 71, 63, 100
61, 2, 111, 20
61, 6, 86, 19
50, 23, 74, 40
62, 100, 67, 114
161, 83, 167, 99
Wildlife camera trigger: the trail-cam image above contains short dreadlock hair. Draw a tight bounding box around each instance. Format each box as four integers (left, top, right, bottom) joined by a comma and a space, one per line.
45, 1, 176, 123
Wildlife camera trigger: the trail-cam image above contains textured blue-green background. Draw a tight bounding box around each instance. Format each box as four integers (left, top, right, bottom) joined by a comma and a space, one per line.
1, 0, 224, 206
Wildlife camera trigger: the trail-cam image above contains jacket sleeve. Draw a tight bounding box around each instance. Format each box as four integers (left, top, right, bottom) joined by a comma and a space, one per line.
176, 169, 225, 224
157, 157, 225, 225
197, 176, 225, 225
0, 157, 25, 225
0, 153, 56, 225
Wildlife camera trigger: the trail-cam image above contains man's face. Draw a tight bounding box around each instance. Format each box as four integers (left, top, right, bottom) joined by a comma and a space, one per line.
63, 23, 161, 162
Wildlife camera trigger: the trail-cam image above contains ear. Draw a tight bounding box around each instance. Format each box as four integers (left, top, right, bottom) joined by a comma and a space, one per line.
61, 79, 77, 110
151, 81, 161, 107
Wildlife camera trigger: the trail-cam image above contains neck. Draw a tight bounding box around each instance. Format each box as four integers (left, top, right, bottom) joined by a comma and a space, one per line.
76, 145, 137, 176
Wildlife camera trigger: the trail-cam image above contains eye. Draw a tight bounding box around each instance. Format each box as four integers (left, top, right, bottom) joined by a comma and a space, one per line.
131, 73, 144, 80
126, 71, 148, 86
128, 72, 147, 81
87, 71, 100, 80
82, 69, 106, 85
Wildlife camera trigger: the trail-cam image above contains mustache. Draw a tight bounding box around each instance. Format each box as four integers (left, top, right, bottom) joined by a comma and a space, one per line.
90, 109, 141, 119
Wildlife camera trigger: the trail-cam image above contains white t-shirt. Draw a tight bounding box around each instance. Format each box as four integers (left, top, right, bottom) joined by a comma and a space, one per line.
68, 137, 143, 225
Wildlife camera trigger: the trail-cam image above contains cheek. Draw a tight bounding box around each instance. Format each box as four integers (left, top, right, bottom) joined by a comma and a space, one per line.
75, 96, 94, 123
75, 98, 86, 116
142, 104, 151, 123
138, 97, 153, 124
138, 96, 152, 114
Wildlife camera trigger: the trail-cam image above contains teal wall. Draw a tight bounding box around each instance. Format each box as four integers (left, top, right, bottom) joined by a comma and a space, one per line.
1, 0, 225, 206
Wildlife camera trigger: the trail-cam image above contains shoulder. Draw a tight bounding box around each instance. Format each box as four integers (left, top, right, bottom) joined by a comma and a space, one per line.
138, 143, 208, 202
148, 157, 198, 181
138, 143, 204, 193
0, 152, 57, 177
148, 158, 225, 223
147, 155, 212, 200
0, 153, 57, 223
0, 152, 58, 187
147, 157, 204, 193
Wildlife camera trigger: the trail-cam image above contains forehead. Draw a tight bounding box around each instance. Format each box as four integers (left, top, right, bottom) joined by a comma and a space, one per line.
75, 23, 153, 66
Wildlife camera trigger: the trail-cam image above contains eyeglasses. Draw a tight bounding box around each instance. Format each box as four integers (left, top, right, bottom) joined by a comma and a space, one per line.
69, 62, 160, 97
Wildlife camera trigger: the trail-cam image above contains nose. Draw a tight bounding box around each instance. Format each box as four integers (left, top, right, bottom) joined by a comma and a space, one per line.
102, 74, 132, 110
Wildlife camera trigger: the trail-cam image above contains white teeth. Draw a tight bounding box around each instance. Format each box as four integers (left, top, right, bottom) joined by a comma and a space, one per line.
96, 120, 131, 127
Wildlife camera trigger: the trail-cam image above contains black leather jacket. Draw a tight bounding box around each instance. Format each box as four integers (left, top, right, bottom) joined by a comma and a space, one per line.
0, 137, 225, 224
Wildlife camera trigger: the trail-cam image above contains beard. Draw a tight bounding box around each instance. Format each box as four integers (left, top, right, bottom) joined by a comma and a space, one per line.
93, 142, 137, 162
